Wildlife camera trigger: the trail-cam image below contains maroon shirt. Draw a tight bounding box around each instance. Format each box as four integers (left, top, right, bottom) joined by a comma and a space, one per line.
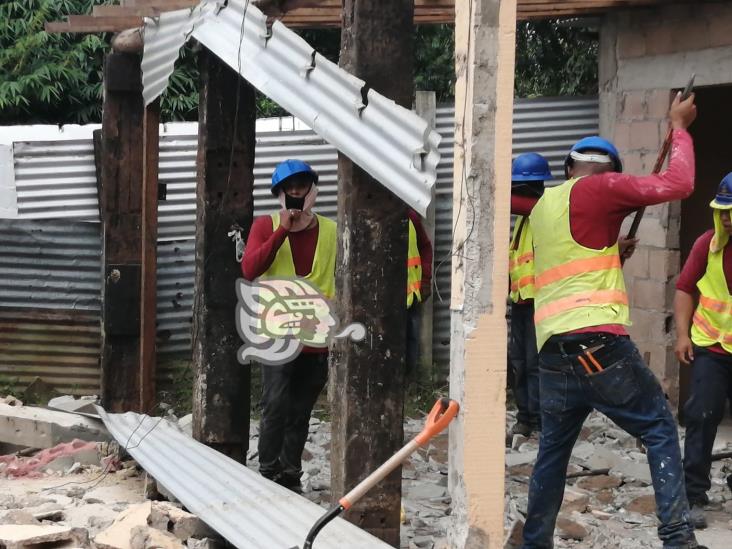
676, 230, 732, 355
512, 129, 695, 337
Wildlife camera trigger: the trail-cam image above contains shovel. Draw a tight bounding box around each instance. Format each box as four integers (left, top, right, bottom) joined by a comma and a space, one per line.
293, 397, 459, 549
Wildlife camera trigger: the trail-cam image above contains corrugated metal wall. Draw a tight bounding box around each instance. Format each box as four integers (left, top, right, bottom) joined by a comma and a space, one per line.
1, 95, 598, 393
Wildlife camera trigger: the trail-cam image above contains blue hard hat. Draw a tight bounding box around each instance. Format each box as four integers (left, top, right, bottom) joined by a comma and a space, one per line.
271, 159, 318, 196
710, 172, 732, 209
511, 153, 553, 184
565, 136, 623, 177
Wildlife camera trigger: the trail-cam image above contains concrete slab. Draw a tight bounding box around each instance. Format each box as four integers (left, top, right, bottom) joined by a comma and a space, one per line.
0, 524, 74, 548
0, 404, 109, 449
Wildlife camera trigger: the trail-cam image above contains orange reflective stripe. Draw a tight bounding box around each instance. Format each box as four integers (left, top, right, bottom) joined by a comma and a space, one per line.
535, 255, 622, 290
699, 295, 732, 315
511, 275, 535, 293
407, 256, 421, 268
693, 311, 732, 343
535, 289, 628, 323
509, 252, 534, 270
407, 281, 421, 295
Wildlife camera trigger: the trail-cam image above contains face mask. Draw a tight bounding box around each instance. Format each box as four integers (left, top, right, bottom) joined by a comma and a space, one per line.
285, 193, 306, 211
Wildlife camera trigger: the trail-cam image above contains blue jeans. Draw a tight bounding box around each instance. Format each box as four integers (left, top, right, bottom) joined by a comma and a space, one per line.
522, 334, 695, 549
510, 302, 540, 428
683, 346, 732, 504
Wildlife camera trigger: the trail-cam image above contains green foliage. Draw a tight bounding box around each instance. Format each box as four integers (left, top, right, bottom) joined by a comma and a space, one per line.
1, 6, 598, 125
515, 20, 598, 97
0, 0, 112, 124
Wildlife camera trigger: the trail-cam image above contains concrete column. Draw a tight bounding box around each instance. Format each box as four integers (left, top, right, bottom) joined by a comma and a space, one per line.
448, 1, 517, 547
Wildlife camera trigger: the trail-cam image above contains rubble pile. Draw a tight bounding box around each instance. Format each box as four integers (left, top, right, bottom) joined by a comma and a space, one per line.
504, 410, 732, 549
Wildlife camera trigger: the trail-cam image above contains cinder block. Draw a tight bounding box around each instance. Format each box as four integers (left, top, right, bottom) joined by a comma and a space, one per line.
622, 92, 645, 120
671, 18, 711, 54
622, 152, 645, 175
646, 89, 673, 120
628, 308, 652, 342
649, 249, 679, 281
629, 120, 662, 151
644, 24, 675, 57
613, 121, 632, 151
648, 342, 672, 379
633, 279, 666, 311
637, 217, 670, 248
617, 32, 646, 60
623, 247, 649, 279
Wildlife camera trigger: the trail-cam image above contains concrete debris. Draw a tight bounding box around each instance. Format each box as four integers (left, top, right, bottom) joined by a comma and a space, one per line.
130, 525, 184, 549
149, 502, 216, 541
0, 524, 74, 548
0, 510, 41, 526
0, 396, 23, 407
504, 409, 732, 548
47, 395, 100, 418
94, 501, 153, 549
0, 403, 109, 449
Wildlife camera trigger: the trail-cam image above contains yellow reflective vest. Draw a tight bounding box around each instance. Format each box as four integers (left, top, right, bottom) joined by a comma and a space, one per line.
261, 213, 336, 299
509, 216, 535, 302
407, 220, 423, 307
530, 177, 630, 349
690, 243, 732, 351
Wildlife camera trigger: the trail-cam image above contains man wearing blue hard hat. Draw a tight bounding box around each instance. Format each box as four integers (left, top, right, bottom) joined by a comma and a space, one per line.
674, 172, 732, 530
507, 152, 553, 443
241, 159, 336, 492
514, 92, 702, 549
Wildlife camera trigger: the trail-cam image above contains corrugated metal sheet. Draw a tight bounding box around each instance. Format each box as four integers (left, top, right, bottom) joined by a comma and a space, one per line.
0, 95, 599, 390
97, 407, 393, 549
143, 0, 440, 215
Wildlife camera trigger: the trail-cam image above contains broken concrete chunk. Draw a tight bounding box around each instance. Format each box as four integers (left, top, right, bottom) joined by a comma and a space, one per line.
503, 517, 524, 549
0, 404, 109, 449
610, 459, 652, 485
0, 510, 41, 526
149, 502, 215, 541
505, 449, 538, 468
130, 525, 184, 549
556, 516, 588, 540
625, 494, 656, 515
0, 396, 22, 407
576, 474, 623, 491
94, 501, 152, 549
47, 395, 100, 417
561, 487, 590, 513
0, 524, 75, 548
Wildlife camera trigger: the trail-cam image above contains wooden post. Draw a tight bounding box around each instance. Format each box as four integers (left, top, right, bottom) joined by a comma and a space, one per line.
448, 1, 516, 547
415, 91, 436, 382
192, 49, 255, 463
97, 51, 146, 412
330, 1, 414, 545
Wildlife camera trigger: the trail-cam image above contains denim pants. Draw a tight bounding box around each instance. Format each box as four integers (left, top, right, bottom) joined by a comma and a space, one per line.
258, 352, 328, 479
683, 346, 732, 504
406, 303, 421, 381
509, 302, 540, 427
522, 334, 695, 549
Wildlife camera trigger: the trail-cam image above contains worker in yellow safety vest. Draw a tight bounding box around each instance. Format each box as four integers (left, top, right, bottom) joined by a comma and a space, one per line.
674, 172, 732, 530
241, 159, 335, 494
406, 209, 433, 383
506, 153, 553, 442
513, 92, 701, 549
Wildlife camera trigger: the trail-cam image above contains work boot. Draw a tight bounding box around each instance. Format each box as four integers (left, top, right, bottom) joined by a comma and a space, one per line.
689, 503, 708, 530
505, 422, 533, 446
275, 472, 303, 494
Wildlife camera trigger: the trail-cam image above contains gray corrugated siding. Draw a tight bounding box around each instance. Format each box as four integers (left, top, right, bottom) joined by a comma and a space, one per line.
431, 96, 600, 370
2, 95, 598, 392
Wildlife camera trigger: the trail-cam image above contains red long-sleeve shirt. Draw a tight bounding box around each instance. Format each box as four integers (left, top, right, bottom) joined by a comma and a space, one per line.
512, 129, 695, 336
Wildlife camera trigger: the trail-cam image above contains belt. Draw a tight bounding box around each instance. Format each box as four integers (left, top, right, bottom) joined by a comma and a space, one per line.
541, 333, 622, 355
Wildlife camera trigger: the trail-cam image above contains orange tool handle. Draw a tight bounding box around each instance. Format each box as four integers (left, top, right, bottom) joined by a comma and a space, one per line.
415, 397, 460, 446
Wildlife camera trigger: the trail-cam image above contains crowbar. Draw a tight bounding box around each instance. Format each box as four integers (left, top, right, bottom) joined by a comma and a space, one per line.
625, 74, 696, 246
292, 397, 459, 549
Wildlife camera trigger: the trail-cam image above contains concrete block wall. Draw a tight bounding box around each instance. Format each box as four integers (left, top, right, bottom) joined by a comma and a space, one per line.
599, 1, 732, 405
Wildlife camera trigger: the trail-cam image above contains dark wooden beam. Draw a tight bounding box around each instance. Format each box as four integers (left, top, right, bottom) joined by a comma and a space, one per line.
140, 99, 160, 414
191, 48, 255, 464
329, 0, 413, 545
97, 52, 146, 412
